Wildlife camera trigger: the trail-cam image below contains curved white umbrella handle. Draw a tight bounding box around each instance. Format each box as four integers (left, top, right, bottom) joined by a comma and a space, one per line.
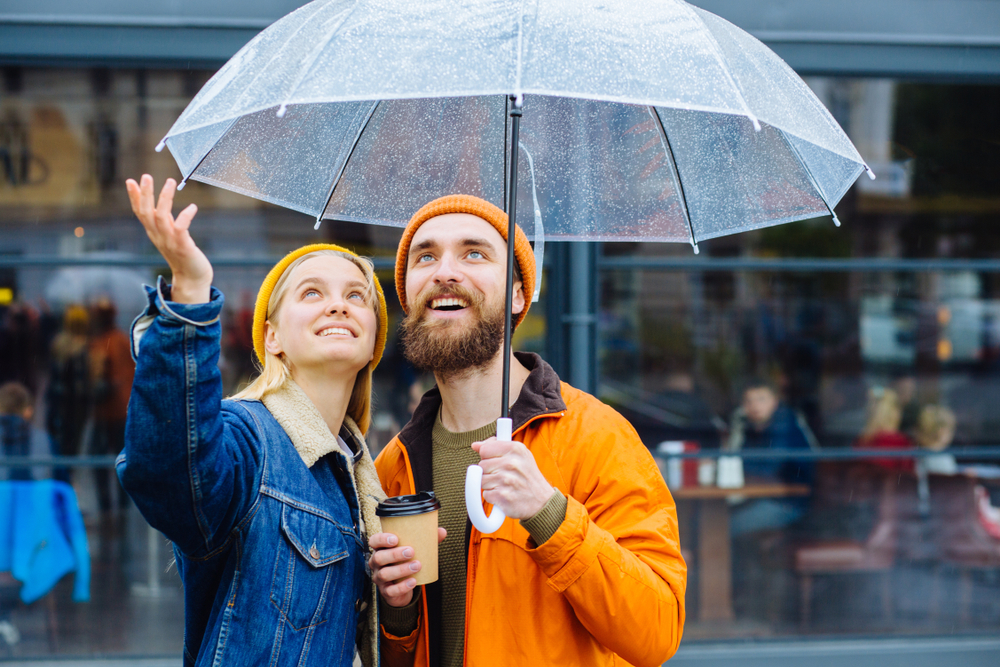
465, 418, 510, 534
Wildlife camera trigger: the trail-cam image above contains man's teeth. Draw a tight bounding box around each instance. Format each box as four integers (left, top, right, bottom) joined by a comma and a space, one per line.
432, 297, 468, 309
319, 327, 351, 337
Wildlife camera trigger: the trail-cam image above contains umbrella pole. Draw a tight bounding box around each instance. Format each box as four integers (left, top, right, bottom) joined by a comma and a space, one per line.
465, 95, 523, 535
501, 95, 523, 420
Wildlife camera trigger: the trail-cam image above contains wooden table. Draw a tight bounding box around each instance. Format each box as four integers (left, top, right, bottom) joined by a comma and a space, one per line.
673, 483, 810, 622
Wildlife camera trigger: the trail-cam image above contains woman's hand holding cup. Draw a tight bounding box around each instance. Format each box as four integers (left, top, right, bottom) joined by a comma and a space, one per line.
369, 528, 446, 607
125, 174, 212, 304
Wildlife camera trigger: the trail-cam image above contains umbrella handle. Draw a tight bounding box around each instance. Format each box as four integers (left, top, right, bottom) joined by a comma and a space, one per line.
465, 418, 511, 534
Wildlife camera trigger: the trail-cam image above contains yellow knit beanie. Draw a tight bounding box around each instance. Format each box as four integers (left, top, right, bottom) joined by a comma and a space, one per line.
252, 243, 388, 369
394, 195, 535, 328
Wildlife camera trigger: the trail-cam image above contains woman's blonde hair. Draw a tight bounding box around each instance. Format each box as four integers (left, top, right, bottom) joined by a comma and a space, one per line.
861, 387, 902, 438
231, 249, 381, 434
915, 405, 956, 451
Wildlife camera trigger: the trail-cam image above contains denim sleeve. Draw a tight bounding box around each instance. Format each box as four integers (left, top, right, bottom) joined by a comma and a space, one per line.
118, 277, 262, 558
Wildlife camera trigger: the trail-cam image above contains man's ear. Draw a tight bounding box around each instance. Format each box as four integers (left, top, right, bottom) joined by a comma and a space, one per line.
511, 280, 526, 315
263, 320, 283, 357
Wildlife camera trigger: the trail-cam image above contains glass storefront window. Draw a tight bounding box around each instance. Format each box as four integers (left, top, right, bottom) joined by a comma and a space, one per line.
1, 65, 999, 656
601, 79, 1000, 639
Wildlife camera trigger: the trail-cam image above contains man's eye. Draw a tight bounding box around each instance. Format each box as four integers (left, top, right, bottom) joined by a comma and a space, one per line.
468, 251, 483, 259
417, 254, 434, 263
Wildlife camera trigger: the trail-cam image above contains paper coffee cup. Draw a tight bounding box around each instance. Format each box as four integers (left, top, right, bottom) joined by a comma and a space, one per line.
376, 491, 441, 585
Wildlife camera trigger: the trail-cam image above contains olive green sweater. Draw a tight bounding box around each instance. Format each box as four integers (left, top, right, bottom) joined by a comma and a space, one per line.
380, 410, 567, 666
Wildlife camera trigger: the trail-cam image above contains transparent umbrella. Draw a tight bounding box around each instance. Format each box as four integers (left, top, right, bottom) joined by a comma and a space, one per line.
45, 266, 149, 331
155, 0, 872, 531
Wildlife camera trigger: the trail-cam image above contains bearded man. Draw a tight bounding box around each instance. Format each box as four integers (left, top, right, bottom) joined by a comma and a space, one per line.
369, 195, 686, 667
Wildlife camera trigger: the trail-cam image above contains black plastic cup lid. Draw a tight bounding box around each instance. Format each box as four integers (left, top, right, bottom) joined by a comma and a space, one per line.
376, 491, 441, 517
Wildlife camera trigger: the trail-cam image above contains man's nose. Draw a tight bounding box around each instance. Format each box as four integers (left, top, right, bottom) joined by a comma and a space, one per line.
432, 253, 463, 283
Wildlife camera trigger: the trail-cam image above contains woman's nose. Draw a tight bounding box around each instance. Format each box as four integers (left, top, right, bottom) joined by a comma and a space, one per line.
326, 295, 348, 314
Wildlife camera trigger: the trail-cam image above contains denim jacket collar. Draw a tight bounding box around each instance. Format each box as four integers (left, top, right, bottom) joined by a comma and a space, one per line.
262, 378, 362, 469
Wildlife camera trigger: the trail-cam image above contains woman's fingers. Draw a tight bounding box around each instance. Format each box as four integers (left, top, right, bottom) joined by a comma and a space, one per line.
369, 545, 414, 569
138, 174, 156, 222
373, 560, 422, 587
125, 178, 142, 216
155, 178, 177, 224
380, 578, 418, 602
174, 204, 198, 232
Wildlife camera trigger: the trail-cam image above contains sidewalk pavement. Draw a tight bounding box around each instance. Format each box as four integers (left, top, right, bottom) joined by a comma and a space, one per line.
2, 635, 998, 666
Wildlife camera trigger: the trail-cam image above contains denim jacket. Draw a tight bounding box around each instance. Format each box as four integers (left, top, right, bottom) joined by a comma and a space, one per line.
117, 279, 378, 667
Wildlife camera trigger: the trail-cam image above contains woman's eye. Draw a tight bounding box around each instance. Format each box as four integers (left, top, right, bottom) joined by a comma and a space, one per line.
304, 289, 320, 298
348, 291, 364, 300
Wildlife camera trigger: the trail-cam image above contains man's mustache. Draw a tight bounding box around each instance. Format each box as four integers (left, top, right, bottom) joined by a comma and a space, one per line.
411, 284, 484, 318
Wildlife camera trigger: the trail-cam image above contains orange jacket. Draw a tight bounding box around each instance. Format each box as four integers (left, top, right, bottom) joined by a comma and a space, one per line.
374, 354, 686, 667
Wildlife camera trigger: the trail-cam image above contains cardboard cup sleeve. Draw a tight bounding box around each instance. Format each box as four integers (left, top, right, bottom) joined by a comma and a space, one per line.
376, 491, 441, 586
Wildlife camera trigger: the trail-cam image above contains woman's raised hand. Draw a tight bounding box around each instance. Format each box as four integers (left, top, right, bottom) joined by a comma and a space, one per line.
126, 174, 213, 304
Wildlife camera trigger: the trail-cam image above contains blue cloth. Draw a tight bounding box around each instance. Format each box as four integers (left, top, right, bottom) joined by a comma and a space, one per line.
0, 480, 90, 603
118, 279, 368, 667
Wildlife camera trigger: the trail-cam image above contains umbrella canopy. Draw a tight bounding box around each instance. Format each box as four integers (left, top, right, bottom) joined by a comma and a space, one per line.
45, 266, 149, 331
159, 0, 870, 250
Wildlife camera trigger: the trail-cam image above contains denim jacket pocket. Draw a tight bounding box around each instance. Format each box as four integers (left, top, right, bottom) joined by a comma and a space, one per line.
270, 503, 350, 631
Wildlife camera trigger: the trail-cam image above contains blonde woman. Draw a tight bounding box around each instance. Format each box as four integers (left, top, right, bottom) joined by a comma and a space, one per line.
914, 405, 958, 474
855, 387, 915, 472
116, 175, 386, 667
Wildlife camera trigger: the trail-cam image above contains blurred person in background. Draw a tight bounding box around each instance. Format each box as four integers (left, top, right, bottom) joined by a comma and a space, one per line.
45, 305, 91, 483
88, 299, 134, 514
855, 387, 915, 473
0, 381, 53, 481
726, 378, 819, 537
914, 405, 957, 475
0, 303, 41, 395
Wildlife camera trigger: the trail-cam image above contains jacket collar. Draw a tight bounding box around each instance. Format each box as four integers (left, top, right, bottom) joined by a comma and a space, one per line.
261, 378, 363, 468
397, 351, 567, 493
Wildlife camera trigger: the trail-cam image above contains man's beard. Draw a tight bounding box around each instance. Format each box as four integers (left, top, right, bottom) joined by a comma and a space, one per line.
400, 284, 505, 379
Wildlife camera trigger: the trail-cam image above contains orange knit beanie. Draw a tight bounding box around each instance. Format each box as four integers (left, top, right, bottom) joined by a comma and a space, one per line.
252, 243, 388, 369
394, 195, 535, 328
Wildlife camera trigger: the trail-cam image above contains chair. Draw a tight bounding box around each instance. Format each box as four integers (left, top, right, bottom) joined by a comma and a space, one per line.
926, 473, 1000, 623
794, 464, 899, 628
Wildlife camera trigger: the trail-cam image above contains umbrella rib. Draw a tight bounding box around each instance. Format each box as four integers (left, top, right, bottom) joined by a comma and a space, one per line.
277, 0, 363, 117
314, 99, 380, 229
650, 107, 698, 253
224, 0, 337, 119
175, 116, 241, 191
681, 4, 760, 131
775, 127, 843, 227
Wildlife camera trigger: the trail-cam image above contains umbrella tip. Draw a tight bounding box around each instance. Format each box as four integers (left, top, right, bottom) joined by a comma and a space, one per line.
865, 165, 876, 180
692, 243, 700, 255
832, 213, 842, 227
177, 180, 186, 191
277, 104, 287, 118
155, 140, 165, 153
751, 116, 761, 132
313, 218, 322, 231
